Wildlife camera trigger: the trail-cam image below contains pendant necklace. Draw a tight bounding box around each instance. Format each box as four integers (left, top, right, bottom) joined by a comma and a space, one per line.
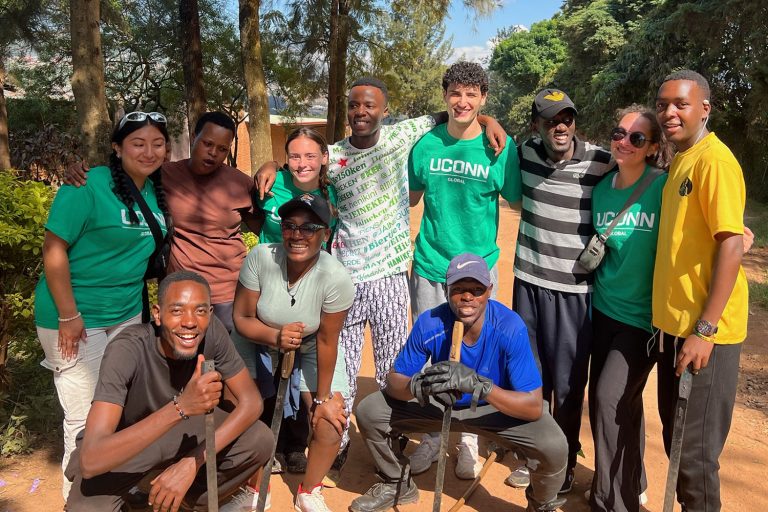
287, 264, 314, 307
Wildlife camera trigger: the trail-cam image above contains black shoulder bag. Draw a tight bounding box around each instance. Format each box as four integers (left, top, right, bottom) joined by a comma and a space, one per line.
578, 167, 664, 272
126, 178, 173, 321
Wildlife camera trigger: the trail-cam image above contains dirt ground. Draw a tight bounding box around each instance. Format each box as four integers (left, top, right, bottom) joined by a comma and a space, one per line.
1, 203, 767, 512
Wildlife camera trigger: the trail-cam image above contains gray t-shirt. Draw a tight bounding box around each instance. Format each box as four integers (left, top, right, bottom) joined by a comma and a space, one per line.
94, 317, 245, 430
238, 244, 355, 341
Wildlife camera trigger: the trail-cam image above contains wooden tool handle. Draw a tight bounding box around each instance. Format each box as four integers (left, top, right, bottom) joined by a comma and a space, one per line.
450, 320, 463, 363
281, 350, 296, 379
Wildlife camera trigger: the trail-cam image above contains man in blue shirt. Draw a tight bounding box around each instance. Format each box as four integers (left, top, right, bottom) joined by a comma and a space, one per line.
350, 254, 568, 512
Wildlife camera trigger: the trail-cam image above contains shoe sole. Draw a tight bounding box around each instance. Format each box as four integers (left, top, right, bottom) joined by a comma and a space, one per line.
348, 491, 419, 512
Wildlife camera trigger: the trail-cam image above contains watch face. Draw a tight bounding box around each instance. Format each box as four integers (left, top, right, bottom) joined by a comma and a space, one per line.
696, 319, 717, 336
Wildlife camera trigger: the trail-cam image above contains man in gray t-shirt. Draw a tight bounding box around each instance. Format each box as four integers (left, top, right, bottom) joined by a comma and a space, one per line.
65, 271, 272, 511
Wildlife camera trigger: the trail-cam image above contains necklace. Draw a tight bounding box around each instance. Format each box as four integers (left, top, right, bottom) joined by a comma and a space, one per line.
286, 260, 317, 307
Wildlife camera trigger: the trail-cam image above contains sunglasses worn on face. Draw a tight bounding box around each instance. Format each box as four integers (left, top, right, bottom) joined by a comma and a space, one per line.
280, 221, 326, 237
118, 111, 168, 130
610, 127, 649, 148
543, 116, 574, 128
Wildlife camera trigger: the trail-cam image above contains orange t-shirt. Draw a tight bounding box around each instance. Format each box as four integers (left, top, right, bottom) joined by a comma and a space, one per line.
163, 160, 254, 304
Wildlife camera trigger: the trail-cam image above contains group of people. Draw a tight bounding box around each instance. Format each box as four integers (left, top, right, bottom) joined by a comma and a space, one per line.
34, 61, 748, 512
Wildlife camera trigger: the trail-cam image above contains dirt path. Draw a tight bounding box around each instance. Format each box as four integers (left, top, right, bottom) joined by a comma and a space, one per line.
2, 204, 767, 512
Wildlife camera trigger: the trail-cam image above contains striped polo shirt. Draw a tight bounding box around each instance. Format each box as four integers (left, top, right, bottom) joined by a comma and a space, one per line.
513, 136, 615, 294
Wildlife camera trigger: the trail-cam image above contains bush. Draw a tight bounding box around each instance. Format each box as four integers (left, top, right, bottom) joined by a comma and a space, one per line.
0, 173, 59, 454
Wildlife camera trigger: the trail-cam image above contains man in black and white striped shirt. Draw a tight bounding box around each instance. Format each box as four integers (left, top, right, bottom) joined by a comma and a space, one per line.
507, 89, 614, 494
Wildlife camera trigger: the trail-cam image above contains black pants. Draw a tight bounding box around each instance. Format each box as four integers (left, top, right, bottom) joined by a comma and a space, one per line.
356, 390, 568, 510
513, 278, 592, 469
66, 409, 272, 511
657, 333, 741, 512
261, 392, 310, 456
588, 309, 656, 512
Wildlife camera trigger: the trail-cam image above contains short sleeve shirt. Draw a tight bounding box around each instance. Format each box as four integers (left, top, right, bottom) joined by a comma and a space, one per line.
163, 160, 255, 304
592, 167, 667, 332
328, 116, 436, 283
393, 301, 541, 408
236, 244, 354, 337
93, 317, 245, 430
409, 126, 521, 282
34, 166, 166, 328
652, 133, 748, 343
257, 170, 338, 244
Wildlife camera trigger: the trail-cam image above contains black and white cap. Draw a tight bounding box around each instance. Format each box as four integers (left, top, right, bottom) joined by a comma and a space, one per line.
277, 193, 331, 226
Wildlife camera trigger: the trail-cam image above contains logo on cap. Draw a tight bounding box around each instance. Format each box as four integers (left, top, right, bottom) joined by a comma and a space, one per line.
299, 193, 315, 205
544, 91, 565, 101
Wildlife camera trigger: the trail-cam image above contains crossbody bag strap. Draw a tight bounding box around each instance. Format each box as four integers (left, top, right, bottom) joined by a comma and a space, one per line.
600, 167, 664, 241
125, 177, 165, 253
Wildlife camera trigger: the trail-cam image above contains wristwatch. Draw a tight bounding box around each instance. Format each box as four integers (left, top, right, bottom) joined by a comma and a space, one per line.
694, 319, 718, 337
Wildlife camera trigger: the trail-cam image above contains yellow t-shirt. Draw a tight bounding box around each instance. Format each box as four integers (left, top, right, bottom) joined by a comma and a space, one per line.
652, 132, 748, 344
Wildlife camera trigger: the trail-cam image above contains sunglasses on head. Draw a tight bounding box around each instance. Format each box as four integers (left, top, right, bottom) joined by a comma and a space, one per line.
280, 221, 326, 237
118, 111, 168, 130
610, 127, 649, 148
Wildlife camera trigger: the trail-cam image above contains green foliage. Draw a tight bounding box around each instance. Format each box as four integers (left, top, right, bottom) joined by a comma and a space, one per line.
488, 19, 566, 135
368, 1, 452, 118
749, 280, 768, 311
746, 199, 768, 248
6, 97, 77, 131
0, 333, 61, 455
242, 231, 258, 251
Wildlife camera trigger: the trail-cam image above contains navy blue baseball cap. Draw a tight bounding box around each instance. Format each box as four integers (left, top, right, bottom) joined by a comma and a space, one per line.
445, 253, 491, 287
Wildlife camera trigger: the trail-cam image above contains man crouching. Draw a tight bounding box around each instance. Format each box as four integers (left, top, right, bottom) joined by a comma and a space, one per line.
66, 270, 272, 511
350, 254, 568, 512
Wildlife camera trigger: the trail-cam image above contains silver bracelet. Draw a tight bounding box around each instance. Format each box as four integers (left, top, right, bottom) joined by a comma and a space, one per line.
58, 312, 82, 322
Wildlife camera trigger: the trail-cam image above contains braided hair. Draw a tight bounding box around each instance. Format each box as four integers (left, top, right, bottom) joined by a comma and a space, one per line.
109, 116, 171, 224
285, 127, 337, 219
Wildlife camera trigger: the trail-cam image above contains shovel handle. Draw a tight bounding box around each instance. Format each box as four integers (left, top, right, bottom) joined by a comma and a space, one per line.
450, 320, 463, 362
281, 350, 296, 379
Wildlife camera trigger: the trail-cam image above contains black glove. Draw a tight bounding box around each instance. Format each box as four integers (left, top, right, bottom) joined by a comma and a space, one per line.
409, 370, 461, 408
408, 371, 429, 407
421, 361, 493, 411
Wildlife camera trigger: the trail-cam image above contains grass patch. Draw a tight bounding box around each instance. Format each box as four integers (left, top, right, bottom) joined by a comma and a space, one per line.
749, 279, 768, 311
745, 198, 768, 248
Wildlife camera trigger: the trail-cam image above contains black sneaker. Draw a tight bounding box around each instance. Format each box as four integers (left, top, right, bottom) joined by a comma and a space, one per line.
286, 450, 308, 473
558, 467, 574, 494
349, 478, 419, 512
526, 496, 567, 512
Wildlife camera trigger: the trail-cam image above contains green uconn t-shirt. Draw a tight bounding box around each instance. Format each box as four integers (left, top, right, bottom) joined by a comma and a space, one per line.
257, 169, 338, 244
591, 166, 667, 332
409, 126, 521, 282
35, 166, 167, 329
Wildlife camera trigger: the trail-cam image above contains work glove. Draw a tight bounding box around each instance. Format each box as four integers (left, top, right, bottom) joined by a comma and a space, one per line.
420, 361, 493, 411
409, 370, 430, 407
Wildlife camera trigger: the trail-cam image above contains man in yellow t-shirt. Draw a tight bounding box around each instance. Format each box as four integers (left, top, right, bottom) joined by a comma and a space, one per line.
653, 69, 747, 512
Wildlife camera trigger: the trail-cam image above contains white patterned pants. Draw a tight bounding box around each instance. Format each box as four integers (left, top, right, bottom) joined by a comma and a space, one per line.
340, 273, 409, 448
37, 313, 141, 500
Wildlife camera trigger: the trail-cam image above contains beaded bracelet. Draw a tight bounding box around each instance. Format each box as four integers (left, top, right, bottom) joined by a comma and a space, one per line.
172, 394, 189, 420
312, 394, 333, 406
58, 312, 82, 322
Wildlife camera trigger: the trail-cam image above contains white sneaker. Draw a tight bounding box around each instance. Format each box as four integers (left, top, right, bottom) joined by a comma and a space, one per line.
409, 434, 441, 475
220, 485, 271, 511
455, 434, 482, 479
295, 485, 331, 512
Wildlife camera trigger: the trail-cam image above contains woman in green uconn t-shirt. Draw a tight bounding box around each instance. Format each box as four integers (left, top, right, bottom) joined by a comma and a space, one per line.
34, 112, 171, 499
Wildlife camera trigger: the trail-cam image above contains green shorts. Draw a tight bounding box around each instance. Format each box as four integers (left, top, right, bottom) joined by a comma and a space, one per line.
298, 338, 350, 396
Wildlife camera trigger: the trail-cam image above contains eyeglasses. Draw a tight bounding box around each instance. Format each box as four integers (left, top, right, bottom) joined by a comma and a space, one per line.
610, 127, 649, 148
118, 111, 168, 130
280, 221, 326, 237
543, 116, 574, 129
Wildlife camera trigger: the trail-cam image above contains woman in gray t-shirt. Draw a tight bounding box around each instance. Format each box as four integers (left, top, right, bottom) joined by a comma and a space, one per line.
233, 193, 354, 511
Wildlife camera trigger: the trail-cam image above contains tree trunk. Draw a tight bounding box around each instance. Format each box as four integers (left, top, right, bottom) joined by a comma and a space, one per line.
70, 0, 112, 163
326, 0, 349, 142
179, 0, 207, 140
239, 0, 272, 175
0, 56, 11, 171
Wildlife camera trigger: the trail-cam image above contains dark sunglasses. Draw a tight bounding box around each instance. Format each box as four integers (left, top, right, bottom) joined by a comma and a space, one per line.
280, 221, 326, 237
610, 127, 649, 148
118, 111, 168, 130
543, 116, 574, 128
